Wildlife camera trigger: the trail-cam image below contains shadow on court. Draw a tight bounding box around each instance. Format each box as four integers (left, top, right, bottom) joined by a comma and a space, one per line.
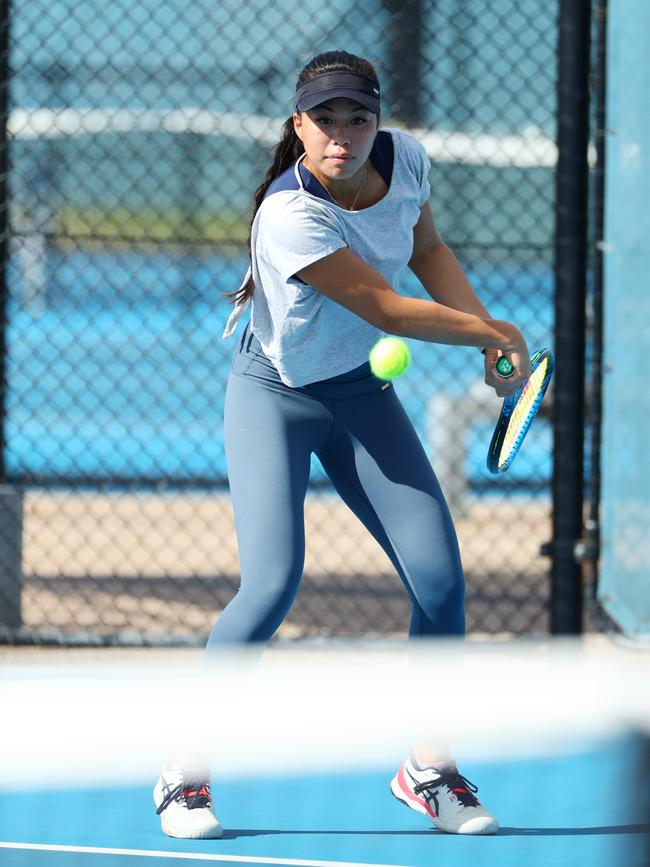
220, 823, 649, 840
221, 828, 437, 838
497, 824, 650, 836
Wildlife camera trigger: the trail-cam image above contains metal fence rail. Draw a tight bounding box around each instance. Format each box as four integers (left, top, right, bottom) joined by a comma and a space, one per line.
0, 0, 567, 643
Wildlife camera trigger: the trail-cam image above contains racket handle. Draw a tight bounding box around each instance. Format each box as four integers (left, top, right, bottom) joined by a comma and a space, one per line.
496, 356, 515, 378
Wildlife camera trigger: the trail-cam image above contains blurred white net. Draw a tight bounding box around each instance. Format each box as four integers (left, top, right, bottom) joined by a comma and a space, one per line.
2, 638, 648, 789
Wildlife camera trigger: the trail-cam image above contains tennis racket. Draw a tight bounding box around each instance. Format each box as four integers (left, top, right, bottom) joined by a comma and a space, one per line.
486, 347, 554, 474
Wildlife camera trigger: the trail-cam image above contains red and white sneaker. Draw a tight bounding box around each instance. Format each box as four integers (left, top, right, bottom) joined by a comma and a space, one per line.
153, 766, 223, 839
390, 755, 499, 835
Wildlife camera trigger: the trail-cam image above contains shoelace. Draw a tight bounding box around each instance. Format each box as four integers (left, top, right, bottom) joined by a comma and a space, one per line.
413, 767, 480, 809
156, 778, 212, 815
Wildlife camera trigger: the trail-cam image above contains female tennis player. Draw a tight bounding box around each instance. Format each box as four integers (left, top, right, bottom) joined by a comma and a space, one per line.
154, 50, 531, 839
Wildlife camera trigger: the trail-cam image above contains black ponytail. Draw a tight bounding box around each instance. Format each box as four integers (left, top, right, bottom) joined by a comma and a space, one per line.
226, 50, 380, 308
225, 118, 303, 306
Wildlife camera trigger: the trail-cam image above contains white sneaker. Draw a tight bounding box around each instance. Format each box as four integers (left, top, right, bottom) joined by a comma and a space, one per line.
390, 755, 499, 835
153, 766, 223, 839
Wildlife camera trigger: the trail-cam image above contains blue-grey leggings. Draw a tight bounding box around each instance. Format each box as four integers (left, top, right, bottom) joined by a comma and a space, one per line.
206, 325, 465, 651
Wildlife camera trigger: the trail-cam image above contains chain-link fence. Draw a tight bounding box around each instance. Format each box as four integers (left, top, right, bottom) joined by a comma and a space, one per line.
0, 0, 561, 644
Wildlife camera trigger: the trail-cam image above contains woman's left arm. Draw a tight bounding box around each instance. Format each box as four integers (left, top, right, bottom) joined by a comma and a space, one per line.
408, 202, 491, 319
408, 202, 519, 393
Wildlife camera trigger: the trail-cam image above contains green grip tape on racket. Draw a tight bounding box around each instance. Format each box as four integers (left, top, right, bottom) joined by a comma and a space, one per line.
495, 356, 515, 378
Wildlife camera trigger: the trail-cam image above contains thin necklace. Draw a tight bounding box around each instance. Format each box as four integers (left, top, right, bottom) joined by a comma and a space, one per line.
306, 157, 369, 210
347, 166, 369, 210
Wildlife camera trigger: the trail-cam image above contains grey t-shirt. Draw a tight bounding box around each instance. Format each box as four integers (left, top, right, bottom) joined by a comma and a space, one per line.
226, 127, 431, 387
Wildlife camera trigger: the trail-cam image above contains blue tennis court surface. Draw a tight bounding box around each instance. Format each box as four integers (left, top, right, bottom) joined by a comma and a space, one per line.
1, 734, 647, 867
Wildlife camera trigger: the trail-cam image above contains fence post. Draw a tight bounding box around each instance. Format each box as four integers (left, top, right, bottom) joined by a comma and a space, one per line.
582, 1, 608, 579
0, 0, 22, 632
382, 0, 424, 126
0, 486, 22, 629
550, 0, 592, 633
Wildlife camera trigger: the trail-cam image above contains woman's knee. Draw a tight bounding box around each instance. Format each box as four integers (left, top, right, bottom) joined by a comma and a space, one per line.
412, 564, 465, 622
207, 567, 302, 646
238, 566, 302, 624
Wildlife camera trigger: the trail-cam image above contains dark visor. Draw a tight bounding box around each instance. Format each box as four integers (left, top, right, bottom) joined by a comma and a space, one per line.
295, 72, 380, 113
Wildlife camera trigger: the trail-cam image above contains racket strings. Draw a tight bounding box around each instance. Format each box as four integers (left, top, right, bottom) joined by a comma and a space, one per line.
499, 359, 550, 465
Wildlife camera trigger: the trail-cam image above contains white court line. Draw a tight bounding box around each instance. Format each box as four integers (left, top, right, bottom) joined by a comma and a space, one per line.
0, 841, 414, 867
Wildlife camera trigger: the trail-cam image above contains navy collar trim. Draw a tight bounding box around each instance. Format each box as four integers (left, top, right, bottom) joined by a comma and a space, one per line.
297, 130, 394, 203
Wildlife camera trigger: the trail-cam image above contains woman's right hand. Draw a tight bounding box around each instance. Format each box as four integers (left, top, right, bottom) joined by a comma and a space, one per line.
484, 327, 532, 398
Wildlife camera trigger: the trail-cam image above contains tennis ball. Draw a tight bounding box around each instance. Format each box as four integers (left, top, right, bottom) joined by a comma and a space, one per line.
369, 337, 411, 380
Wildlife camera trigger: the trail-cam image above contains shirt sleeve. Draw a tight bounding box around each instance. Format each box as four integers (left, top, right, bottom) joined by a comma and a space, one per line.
395, 130, 431, 207
254, 194, 348, 283
414, 138, 431, 207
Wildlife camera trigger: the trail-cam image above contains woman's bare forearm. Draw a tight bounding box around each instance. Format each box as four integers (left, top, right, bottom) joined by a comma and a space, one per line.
296, 246, 524, 353
382, 295, 522, 352
409, 242, 492, 319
